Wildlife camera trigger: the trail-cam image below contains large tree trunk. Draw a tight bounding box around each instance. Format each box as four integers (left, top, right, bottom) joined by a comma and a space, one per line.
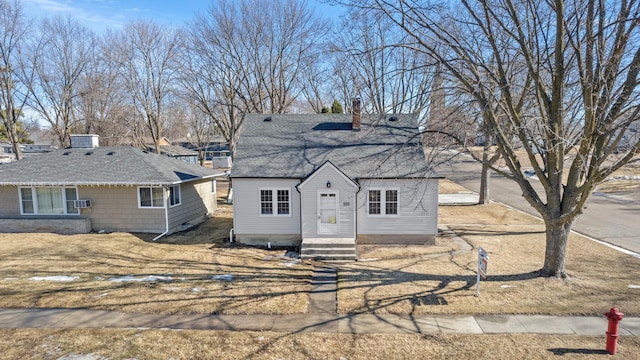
479, 156, 490, 204
541, 219, 573, 278
478, 124, 493, 204
478, 140, 491, 204
7, 120, 23, 160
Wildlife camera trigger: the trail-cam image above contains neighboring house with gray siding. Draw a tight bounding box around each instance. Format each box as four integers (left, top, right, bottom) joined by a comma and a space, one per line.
231, 101, 441, 258
0, 135, 222, 237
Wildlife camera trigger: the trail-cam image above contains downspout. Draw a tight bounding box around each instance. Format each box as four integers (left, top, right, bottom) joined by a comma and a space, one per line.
153, 186, 170, 241
230, 176, 235, 243
354, 181, 361, 259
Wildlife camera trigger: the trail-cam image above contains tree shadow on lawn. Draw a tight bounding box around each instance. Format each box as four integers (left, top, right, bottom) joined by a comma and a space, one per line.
0, 249, 315, 315
336, 265, 541, 314
548, 348, 609, 356
1, 243, 542, 316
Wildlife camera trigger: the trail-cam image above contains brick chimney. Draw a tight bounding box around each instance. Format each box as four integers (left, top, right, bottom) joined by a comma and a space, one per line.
352, 98, 361, 131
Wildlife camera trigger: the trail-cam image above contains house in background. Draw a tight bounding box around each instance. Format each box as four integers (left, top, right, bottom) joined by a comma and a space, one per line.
173, 135, 232, 169
146, 137, 200, 165
0, 141, 17, 163
231, 99, 441, 260
0, 135, 223, 237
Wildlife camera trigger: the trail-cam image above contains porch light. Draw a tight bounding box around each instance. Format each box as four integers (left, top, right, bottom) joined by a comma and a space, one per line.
326, 181, 331, 188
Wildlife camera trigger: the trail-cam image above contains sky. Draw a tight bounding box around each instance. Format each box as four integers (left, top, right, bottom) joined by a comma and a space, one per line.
21, 0, 346, 31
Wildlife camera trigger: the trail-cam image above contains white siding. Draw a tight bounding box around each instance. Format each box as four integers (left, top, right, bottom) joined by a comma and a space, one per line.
357, 179, 439, 236
298, 165, 357, 239
233, 178, 301, 235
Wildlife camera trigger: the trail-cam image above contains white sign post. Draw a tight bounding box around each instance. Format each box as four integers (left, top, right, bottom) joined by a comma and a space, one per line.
476, 247, 489, 297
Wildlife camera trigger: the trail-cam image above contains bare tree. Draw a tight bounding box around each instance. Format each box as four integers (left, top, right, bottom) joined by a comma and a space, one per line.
76, 36, 130, 146
183, 0, 329, 156
363, 0, 640, 277
331, 8, 433, 115
0, 0, 31, 159
26, 15, 95, 148
107, 21, 182, 153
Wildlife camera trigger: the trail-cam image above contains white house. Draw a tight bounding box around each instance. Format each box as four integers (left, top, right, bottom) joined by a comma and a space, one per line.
230, 101, 441, 260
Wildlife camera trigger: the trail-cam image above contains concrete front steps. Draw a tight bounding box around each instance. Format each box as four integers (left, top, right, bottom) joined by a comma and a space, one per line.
301, 238, 357, 261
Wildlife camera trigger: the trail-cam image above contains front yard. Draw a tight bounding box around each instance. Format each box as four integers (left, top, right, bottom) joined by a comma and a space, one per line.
0, 227, 312, 315
2, 191, 639, 317
340, 202, 640, 315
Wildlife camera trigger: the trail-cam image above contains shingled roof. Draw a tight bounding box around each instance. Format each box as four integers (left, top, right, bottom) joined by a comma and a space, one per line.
231, 114, 436, 179
0, 146, 220, 186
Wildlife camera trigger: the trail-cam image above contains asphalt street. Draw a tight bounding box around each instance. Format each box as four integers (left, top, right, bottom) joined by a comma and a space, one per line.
436, 154, 640, 254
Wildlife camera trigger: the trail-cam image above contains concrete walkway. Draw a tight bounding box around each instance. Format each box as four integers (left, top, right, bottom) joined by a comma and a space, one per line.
1, 308, 639, 335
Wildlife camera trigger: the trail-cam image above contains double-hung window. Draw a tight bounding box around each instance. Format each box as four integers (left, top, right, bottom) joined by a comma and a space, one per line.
169, 185, 181, 207
139, 186, 164, 208
260, 188, 290, 216
19, 187, 79, 215
368, 188, 398, 216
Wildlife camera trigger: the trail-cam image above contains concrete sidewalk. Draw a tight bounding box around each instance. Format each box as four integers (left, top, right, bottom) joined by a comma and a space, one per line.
1, 308, 639, 336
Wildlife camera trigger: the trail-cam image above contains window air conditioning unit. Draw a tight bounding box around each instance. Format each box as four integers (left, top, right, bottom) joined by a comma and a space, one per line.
74, 199, 92, 208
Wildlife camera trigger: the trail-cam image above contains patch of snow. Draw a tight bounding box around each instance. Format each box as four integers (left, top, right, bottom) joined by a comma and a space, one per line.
257, 336, 265, 341
30, 276, 79, 282
163, 287, 181, 291
211, 274, 233, 281
283, 259, 300, 267
501, 285, 516, 289
108, 275, 173, 283
4, 277, 18, 281
606, 175, 640, 181
192, 287, 206, 292
92, 293, 109, 298
94, 276, 105, 281
629, 285, 640, 289
57, 354, 108, 360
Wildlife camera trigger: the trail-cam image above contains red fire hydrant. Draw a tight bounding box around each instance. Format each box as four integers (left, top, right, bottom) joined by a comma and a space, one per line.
604, 307, 625, 355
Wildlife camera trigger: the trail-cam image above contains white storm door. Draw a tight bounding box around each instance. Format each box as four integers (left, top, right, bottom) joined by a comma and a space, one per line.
318, 192, 338, 234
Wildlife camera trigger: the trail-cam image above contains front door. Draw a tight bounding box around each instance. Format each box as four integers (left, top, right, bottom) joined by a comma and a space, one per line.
318, 192, 338, 234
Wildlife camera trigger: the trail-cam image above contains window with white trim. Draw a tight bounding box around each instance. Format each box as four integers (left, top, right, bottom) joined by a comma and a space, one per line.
260, 188, 290, 216
368, 190, 381, 215
368, 188, 399, 216
169, 184, 181, 207
19, 187, 79, 215
139, 186, 164, 208
385, 189, 398, 215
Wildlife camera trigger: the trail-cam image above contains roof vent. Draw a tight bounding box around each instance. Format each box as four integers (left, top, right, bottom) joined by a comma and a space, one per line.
264, 116, 272, 122
389, 116, 398, 122
85, 151, 93, 155
107, 151, 115, 155
70, 134, 99, 149
62, 151, 71, 155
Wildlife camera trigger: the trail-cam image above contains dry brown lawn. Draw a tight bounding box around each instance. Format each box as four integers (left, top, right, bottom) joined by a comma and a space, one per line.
0, 186, 312, 315
337, 203, 640, 316
438, 179, 473, 194
0, 231, 311, 314
2, 328, 640, 360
